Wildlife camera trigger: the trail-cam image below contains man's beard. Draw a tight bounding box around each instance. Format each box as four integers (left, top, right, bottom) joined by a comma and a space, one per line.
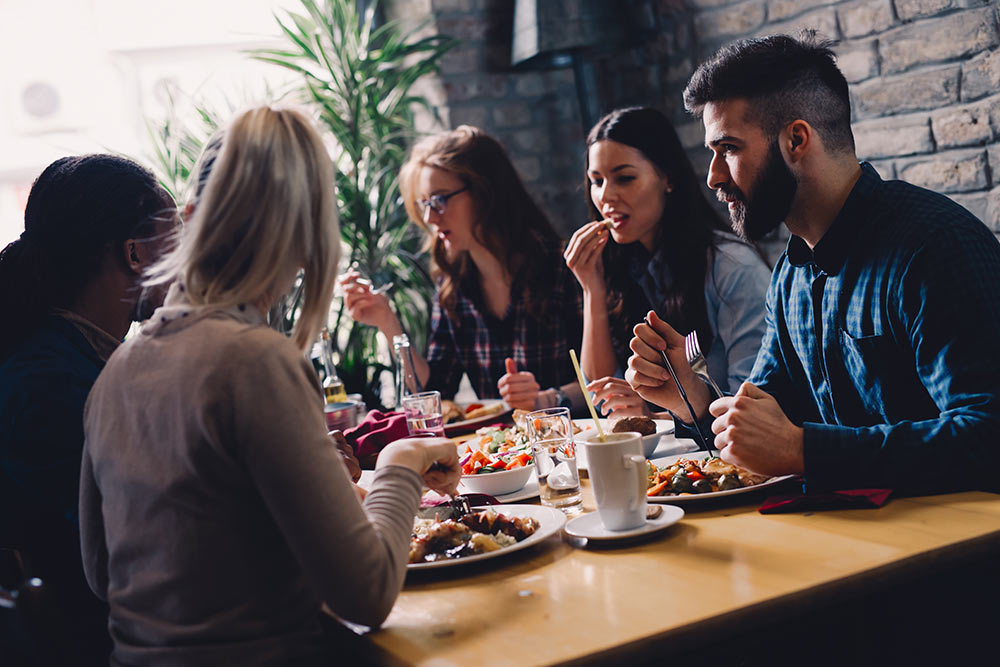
719, 140, 797, 242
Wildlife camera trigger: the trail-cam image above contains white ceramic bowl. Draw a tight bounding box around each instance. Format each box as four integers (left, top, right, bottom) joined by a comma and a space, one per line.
461, 464, 533, 496
640, 432, 663, 459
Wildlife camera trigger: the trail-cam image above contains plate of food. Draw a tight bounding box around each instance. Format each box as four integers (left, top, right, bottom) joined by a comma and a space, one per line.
408, 504, 566, 570
442, 399, 512, 435
645, 451, 796, 503
572, 416, 675, 468
457, 424, 539, 501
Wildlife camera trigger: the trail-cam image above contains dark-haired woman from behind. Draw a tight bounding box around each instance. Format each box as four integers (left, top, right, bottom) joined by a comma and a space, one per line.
567, 106, 770, 417
0, 154, 178, 665
340, 126, 584, 410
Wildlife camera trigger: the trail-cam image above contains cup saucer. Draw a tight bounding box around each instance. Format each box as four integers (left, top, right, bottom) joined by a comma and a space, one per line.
563, 505, 685, 541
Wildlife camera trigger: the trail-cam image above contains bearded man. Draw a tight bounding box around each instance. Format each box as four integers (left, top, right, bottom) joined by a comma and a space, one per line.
626, 33, 1000, 494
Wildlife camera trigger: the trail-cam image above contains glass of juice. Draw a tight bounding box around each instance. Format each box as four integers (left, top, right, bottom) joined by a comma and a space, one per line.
401, 390, 446, 437
526, 407, 582, 514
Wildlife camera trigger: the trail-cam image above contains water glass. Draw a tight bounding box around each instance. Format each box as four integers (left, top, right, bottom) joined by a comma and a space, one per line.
526, 407, 582, 514
401, 390, 445, 437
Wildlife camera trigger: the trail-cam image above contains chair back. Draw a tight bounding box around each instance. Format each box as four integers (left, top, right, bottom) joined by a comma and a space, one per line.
0, 548, 72, 666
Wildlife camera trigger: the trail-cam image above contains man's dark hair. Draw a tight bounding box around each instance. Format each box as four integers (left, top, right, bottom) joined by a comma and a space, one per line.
684, 32, 855, 153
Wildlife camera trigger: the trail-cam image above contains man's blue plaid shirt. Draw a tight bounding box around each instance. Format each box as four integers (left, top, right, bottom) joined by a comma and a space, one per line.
750, 163, 1000, 493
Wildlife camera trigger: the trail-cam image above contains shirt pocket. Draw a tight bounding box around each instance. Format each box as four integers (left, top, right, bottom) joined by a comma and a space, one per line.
838, 328, 889, 416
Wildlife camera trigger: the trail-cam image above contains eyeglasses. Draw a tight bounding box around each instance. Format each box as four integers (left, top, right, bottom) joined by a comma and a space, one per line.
417, 187, 468, 217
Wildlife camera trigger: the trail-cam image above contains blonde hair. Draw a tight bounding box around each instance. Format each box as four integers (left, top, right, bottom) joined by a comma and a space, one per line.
147, 106, 339, 351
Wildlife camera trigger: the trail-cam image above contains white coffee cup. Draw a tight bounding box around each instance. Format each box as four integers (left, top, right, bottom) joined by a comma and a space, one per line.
581, 432, 648, 531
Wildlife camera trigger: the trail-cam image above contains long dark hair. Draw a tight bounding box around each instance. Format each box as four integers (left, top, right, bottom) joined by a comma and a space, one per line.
585, 107, 731, 365
400, 126, 560, 321
0, 154, 168, 360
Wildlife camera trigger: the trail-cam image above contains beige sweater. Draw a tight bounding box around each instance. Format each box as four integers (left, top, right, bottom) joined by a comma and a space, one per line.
81, 292, 421, 666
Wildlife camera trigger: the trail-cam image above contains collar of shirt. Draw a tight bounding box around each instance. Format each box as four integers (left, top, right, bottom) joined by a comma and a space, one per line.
786, 162, 880, 275
142, 282, 267, 337
52, 308, 120, 362
625, 242, 670, 309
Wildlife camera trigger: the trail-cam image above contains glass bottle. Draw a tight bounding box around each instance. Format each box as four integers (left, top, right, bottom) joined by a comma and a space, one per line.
392, 333, 422, 408
319, 328, 347, 404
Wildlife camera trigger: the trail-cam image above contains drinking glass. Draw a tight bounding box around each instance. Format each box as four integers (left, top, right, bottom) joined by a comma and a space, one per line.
401, 390, 445, 437
526, 407, 582, 514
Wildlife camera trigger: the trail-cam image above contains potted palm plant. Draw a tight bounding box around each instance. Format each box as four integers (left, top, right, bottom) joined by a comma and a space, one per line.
146, 0, 455, 409
255, 0, 456, 409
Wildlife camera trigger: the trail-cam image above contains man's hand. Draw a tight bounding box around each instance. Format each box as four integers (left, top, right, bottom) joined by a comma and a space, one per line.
330, 430, 362, 482
497, 358, 540, 410
709, 382, 804, 476
624, 311, 710, 421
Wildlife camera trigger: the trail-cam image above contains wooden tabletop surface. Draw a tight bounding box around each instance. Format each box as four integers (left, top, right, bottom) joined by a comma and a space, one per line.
359, 481, 1000, 666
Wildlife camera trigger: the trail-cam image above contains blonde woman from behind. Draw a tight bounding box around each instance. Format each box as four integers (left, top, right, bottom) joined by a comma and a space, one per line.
80, 106, 460, 666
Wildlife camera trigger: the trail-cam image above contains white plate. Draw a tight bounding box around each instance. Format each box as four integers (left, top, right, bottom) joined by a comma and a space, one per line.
459, 470, 540, 503
646, 451, 797, 504
443, 399, 513, 435
564, 505, 685, 541
408, 504, 566, 570
572, 419, 677, 469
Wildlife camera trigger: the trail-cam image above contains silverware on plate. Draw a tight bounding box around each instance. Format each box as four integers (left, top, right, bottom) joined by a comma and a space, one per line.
644, 317, 716, 457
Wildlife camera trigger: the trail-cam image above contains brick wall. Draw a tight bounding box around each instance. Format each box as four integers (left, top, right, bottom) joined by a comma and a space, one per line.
392, 0, 1000, 255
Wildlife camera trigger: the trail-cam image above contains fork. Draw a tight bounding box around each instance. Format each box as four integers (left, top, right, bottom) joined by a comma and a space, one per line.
684, 330, 725, 398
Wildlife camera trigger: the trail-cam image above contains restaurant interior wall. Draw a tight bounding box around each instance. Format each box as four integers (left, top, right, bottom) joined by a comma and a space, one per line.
395, 0, 1000, 262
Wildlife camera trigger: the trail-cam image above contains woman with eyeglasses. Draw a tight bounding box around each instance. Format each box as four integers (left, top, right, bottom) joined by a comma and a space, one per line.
340, 126, 584, 410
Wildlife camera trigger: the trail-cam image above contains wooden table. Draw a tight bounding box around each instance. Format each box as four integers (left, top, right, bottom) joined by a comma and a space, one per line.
347, 479, 1000, 666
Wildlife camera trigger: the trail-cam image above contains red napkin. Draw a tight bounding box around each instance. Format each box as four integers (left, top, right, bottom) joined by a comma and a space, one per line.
759, 488, 892, 514
343, 410, 409, 459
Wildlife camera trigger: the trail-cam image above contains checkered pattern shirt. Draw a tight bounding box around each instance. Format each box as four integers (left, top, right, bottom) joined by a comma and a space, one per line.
425, 240, 583, 400
750, 162, 1000, 493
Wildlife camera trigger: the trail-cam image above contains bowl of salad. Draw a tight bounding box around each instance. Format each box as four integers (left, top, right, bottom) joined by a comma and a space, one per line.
459, 426, 534, 496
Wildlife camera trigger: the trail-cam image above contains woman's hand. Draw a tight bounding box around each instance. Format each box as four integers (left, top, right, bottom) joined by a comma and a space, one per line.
337, 270, 400, 334
497, 358, 541, 410
564, 221, 609, 296
586, 376, 652, 418
329, 430, 362, 482
377, 437, 461, 496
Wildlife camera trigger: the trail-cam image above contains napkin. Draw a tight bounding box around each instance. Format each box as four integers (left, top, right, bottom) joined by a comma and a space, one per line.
343, 410, 409, 461
758, 488, 892, 514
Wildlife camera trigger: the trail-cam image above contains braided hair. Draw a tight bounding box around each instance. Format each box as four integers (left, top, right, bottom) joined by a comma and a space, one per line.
0, 154, 169, 360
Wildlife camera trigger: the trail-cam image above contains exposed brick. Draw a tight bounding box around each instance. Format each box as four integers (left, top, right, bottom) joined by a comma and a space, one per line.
430, 0, 474, 12
962, 48, 1000, 102
694, 0, 766, 41
440, 46, 483, 75
853, 113, 934, 159
666, 57, 696, 84
677, 119, 706, 151
988, 186, 1000, 229
512, 156, 541, 183
989, 143, 1000, 180
688, 0, 737, 8
435, 16, 490, 41
893, 0, 989, 22
880, 8, 999, 74
492, 102, 532, 128
931, 100, 995, 149
756, 7, 840, 41
448, 104, 489, 128
510, 127, 552, 153
852, 66, 960, 117
898, 149, 989, 193
441, 75, 508, 103
836, 39, 880, 83
513, 74, 548, 98
768, 0, 832, 22
948, 191, 991, 222
867, 159, 897, 179
838, 0, 895, 38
